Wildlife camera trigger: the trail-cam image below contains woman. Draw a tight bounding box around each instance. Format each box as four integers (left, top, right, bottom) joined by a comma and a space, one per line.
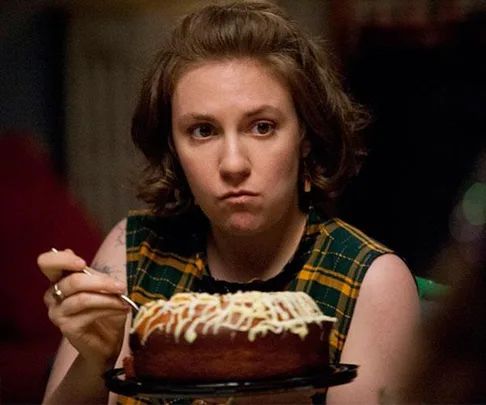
38, 2, 420, 404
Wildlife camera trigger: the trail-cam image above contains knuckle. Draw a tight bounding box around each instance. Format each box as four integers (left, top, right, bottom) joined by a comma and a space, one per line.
74, 292, 91, 308
43, 290, 52, 307
37, 253, 47, 268
47, 307, 59, 325
65, 272, 84, 291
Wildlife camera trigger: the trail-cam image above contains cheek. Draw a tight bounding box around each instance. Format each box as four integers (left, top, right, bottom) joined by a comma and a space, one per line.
262, 149, 300, 185
178, 154, 211, 191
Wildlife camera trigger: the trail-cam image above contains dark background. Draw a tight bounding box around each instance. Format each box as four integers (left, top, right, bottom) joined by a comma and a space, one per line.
0, 5, 67, 173
339, 14, 486, 279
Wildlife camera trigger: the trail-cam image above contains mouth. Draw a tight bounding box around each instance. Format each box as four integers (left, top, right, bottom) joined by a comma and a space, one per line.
220, 190, 259, 200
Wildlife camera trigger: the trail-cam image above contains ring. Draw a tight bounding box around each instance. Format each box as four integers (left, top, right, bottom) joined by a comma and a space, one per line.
52, 283, 65, 302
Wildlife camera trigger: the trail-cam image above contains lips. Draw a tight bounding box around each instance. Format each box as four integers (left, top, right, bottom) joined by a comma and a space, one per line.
220, 190, 258, 200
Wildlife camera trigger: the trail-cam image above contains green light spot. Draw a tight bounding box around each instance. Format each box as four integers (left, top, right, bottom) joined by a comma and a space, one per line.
462, 182, 486, 226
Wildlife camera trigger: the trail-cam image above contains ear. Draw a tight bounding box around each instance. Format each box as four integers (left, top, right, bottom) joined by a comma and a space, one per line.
301, 138, 311, 158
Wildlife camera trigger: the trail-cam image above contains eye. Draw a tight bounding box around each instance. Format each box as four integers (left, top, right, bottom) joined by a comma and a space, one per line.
250, 121, 275, 136
190, 123, 216, 138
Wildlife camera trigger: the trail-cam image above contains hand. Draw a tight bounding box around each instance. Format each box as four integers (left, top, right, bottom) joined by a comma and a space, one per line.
37, 248, 87, 283
38, 249, 129, 370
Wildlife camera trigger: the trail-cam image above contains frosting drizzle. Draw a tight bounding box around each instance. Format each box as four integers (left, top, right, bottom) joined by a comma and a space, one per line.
131, 291, 336, 345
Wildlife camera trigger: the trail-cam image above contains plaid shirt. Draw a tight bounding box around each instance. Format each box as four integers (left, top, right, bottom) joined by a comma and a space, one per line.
120, 207, 392, 405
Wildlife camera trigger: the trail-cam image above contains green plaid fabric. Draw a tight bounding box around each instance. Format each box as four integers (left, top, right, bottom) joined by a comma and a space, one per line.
119, 207, 392, 405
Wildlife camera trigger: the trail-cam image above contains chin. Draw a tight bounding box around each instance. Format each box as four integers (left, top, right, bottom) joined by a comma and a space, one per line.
220, 212, 266, 236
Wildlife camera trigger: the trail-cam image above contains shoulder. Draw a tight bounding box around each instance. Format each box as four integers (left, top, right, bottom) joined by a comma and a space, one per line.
351, 253, 419, 336
97, 218, 127, 254
351, 252, 420, 356
107, 217, 127, 241
362, 253, 418, 303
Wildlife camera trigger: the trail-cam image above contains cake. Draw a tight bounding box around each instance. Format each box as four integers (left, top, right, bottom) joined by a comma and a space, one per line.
127, 291, 336, 382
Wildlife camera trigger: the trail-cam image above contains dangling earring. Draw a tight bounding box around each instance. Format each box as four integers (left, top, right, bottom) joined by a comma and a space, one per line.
303, 161, 311, 193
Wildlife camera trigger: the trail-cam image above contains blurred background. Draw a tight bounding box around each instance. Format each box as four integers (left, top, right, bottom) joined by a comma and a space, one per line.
1, 0, 486, 403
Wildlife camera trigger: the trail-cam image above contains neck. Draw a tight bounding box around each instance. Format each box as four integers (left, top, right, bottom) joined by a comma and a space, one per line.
207, 207, 308, 283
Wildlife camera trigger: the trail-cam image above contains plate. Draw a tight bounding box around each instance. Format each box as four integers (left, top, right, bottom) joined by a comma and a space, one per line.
104, 364, 358, 399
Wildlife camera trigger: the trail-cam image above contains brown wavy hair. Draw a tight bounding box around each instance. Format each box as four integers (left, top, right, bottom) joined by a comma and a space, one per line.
131, 0, 369, 216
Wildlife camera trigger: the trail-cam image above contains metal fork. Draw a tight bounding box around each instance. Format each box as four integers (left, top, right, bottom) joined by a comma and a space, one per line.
51, 248, 139, 311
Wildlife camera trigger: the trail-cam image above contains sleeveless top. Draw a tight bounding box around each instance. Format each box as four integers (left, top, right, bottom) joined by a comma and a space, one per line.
118, 206, 392, 405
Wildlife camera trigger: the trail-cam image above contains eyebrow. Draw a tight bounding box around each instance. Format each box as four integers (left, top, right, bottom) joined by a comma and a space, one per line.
176, 105, 285, 125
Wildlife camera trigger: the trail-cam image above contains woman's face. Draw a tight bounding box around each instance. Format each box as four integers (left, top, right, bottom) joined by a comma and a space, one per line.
171, 58, 303, 236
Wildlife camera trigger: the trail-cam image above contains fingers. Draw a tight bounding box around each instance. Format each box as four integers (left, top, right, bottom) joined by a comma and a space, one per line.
57, 271, 126, 298
37, 249, 87, 282
44, 271, 127, 309
44, 292, 129, 352
46, 289, 129, 316
45, 279, 130, 332
54, 308, 129, 336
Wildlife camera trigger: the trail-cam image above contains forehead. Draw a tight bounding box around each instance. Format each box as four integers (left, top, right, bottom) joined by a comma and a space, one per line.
172, 58, 293, 112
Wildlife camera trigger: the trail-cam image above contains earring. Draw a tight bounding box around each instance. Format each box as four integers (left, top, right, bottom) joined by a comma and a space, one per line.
303, 161, 311, 193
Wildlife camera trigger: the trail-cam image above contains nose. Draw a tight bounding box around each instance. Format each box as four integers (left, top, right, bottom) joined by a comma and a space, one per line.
219, 135, 251, 185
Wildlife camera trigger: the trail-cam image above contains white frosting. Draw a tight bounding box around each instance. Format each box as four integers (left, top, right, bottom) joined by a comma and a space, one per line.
131, 291, 336, 345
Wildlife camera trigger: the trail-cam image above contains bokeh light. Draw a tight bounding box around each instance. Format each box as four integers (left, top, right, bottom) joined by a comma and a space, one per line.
462, 182, 486, 226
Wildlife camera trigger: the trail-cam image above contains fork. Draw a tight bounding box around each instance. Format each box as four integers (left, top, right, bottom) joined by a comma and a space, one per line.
51, 248, 139, 311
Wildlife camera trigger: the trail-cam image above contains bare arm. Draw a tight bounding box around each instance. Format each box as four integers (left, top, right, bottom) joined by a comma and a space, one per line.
326, 254, 421, 405
42, 219, 130, 405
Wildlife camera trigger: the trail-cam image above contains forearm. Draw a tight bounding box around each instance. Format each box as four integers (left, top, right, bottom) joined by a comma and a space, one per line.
43, 354, 111, 405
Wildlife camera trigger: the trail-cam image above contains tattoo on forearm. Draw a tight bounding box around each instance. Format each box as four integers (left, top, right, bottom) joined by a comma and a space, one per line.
91, 262, 113, 275
90, 261, 126, 282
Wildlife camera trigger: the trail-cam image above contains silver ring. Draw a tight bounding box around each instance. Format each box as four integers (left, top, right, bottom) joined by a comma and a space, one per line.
52, 283, 65, 302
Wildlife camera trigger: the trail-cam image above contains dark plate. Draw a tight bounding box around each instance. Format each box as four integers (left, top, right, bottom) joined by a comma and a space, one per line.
104, 364, 358, 399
